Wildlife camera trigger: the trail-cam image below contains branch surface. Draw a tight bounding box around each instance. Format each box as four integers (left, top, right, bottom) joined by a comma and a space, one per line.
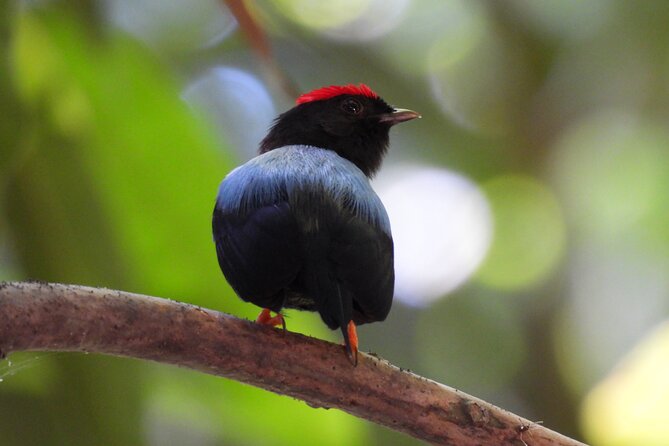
0, 282, 586, 446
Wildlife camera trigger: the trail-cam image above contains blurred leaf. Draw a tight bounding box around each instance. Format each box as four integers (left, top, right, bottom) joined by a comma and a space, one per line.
5, 8, 365, 446
30, 13, 233, 300
550, 111, 669, 242
476, 175, 566, 291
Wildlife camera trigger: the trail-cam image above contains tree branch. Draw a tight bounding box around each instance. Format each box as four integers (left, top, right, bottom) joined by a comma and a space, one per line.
223, 0, 301, 99
0, 281, 585, 446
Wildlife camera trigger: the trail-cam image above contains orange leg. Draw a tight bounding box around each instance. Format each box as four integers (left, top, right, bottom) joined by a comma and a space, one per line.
346, 320, 359, 366
256, 308, 286, 330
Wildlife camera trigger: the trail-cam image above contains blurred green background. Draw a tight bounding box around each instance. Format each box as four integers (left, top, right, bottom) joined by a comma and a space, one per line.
3, 1, 669, 445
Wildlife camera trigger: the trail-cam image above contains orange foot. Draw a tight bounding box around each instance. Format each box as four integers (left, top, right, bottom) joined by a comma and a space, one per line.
345, 320, 359, 366
256, 308, 286, 331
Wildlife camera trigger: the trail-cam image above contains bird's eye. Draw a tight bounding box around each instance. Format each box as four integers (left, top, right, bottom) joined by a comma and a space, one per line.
341, 99, 363, 115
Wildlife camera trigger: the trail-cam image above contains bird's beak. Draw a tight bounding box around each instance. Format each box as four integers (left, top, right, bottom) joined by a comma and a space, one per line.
378, 108, 421, 126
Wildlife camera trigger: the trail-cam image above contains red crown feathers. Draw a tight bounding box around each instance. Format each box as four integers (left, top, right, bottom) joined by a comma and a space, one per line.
296, 83, 379, 105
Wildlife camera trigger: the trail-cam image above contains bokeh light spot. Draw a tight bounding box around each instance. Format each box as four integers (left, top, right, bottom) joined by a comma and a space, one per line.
272, 0, 371, 30
582, 321, 669, 445
553, 243, 669, 397
272, 0, 410, 41
322, 0, 411, 42
377, 166, 492, 306
551, 110, 668, 239
182, 67, 275, 159
476, 175, 566, 291
372, 0, 479, 77
104, 0, 237, 52
424, 1, 485, 72
426, 3, 527, 135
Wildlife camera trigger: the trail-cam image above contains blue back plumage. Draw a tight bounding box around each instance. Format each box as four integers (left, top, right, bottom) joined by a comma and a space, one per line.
216, 145, 391, 235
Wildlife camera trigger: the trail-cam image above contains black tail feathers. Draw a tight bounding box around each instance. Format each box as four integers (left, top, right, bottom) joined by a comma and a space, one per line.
303, 248, 356, 364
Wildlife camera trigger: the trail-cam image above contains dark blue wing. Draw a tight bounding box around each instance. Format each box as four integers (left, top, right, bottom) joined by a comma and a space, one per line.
329, 214, 394, 325
213, 202, 302, 311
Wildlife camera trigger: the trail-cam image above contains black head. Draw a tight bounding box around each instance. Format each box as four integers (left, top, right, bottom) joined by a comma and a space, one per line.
259, 84, 419, 177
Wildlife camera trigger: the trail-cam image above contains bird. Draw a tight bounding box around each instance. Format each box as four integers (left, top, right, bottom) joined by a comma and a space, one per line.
212, 83, 419, 364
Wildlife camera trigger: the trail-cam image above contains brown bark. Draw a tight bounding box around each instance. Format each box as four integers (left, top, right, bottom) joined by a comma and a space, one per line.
0, 281, 586, 446
223, 0, 301, 99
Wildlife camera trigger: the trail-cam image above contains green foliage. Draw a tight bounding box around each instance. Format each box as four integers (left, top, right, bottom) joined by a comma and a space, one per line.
2, 8, 361, 446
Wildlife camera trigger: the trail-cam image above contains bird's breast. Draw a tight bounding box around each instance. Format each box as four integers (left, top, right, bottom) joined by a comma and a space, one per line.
215, 145, 391, 235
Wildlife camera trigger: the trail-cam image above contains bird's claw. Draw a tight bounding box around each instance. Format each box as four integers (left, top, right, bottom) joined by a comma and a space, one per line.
346, 320, 359, 366
256, 308, 286, 331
